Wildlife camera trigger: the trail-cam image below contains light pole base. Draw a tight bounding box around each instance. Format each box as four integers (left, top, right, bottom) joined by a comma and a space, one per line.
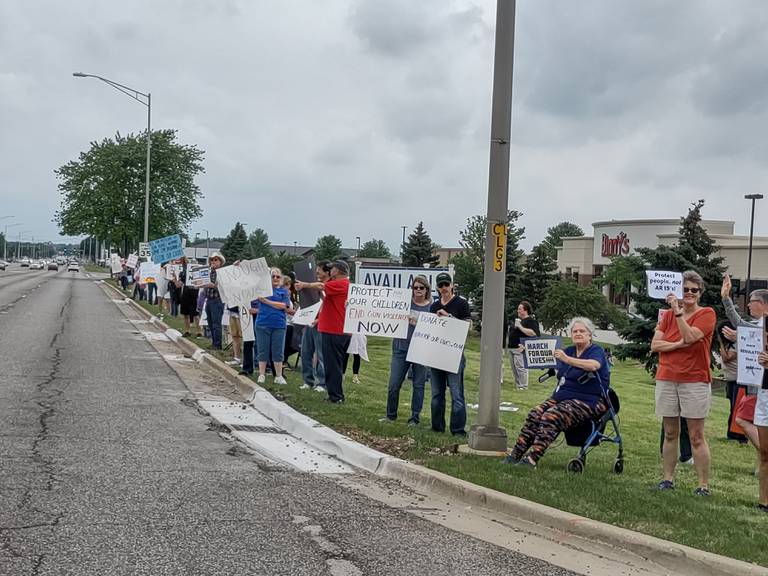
467, 424, 507, 452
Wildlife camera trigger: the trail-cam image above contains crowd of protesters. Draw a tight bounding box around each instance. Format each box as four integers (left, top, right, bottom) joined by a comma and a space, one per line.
116, 252, 768, 509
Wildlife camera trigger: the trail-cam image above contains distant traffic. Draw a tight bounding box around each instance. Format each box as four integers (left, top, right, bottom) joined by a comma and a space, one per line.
0, 256, 81, 273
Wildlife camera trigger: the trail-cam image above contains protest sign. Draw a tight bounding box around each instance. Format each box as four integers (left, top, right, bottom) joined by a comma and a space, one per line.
343, 284, 411, 338
126, 253, 138, 269
110, 254, 122, 274
646, 270, 683, 299
292, 301, 322, 326
521, 337, 561, 370
149, 234, 184, 264
188, 265, 210, 288
138, 242, 151, 260
165, 264, 182, 281
236, 307, 255, 342
215, 258, 272, 305
406, 312, 470, 373
356, 265, 454, 297
156, 275, 170, 299
138, 262, 161, 283
738, 320, 765, 387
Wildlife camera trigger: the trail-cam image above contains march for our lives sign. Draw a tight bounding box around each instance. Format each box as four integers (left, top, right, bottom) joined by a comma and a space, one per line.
150, 234, 185, 264
522, 337, 561, 369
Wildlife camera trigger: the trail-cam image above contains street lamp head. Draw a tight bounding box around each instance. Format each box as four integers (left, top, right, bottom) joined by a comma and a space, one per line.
745, 194, 764, 200
72, 72, 88, 77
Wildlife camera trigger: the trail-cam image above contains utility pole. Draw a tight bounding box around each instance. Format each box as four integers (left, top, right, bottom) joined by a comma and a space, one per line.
745, 193, 764, 307
467, 0, 516, 453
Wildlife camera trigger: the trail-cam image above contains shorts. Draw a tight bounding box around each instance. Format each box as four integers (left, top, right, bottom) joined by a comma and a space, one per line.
735, 394, 758, 423
655, 380, 711, 419
754, 390, 768, 427
229, 313, 243, 340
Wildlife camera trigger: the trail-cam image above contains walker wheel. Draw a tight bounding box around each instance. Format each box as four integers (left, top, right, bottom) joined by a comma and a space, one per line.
567, 458, 585, 474
613, 458, 624, 474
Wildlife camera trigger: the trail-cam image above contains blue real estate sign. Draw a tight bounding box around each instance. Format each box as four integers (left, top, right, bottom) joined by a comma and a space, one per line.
150, 234, 184, 264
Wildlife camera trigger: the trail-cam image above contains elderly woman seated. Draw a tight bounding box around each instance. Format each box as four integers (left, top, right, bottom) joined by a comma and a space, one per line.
504, 317, 610, 468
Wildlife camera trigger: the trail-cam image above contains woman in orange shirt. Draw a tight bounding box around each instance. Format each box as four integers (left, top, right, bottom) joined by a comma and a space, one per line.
651, 270, 716, 496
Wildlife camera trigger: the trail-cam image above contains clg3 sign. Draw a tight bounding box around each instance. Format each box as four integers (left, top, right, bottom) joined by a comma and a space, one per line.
601, 231, 630, 257
492, 223, 507, 272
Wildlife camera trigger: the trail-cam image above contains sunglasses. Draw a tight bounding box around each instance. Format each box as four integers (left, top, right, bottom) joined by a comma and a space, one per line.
437, 282, 451, 288
683, 287, 700, 294
271, 275, 281, 279
413, 285, 427, 291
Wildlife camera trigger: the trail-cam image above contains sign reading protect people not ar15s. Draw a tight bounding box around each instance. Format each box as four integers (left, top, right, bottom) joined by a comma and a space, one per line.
646, 270, 683, 300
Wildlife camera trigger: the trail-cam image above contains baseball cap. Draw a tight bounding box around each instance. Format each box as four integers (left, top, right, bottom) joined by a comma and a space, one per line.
435, 272, 452, 285
331, 260, 349, 275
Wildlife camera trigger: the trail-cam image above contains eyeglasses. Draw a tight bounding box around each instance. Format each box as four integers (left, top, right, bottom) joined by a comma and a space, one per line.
437, 282, 450, 288
271, 275, 281, 279
683, 287, 700, 294
413, 286, 426, 291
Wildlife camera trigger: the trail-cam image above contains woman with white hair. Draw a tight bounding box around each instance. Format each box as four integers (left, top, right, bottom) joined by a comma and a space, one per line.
504, 317, 610, 468
255, 267, 292, 385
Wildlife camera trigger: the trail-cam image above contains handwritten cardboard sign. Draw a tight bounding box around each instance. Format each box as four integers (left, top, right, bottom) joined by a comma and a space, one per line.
406, 312, 470, 374
216, 258, 272, 307
126, 253, 138, 269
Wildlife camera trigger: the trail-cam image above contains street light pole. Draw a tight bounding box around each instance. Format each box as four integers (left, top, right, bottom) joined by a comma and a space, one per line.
356, 236, 361, 252
467, 0, 516, 453
401, 226, 407, 263
2, 219, 19, 261
73, 72, 152, 242
745, 193, 764, 304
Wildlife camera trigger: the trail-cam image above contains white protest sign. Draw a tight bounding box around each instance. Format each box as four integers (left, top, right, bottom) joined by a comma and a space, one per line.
138, 262, 161, 283
238, 307, 255, 342
165, 264, 182, 281
522, 337, 562, 370
646, 270, 683, 299
126, 253, 138, 269
110, 254, 122, 274
156, 275, 170, 299
292, 301, 322, 326
187, 265, 210, 288
738, 321, 765, 387
406, 312, 470, 374
343, 284, 411, 338
215, 258, 272, 306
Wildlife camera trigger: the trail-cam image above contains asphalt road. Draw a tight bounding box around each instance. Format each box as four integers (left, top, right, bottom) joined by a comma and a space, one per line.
0, 265, 578, 576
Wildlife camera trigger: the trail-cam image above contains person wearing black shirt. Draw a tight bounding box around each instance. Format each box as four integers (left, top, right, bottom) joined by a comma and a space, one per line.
507, 301, 541, 390
429, 272, 471, 436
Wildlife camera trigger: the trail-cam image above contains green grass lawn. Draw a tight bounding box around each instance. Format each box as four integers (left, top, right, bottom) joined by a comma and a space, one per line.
114, 280, 766, 566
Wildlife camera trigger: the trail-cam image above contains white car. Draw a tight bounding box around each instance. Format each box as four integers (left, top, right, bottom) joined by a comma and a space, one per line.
67, 261, 80, 272
0, 260, 7, 271
30, 260, 45, 270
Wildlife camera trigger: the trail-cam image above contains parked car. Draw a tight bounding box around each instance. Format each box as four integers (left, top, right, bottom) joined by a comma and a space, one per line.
47, 262, 59, 271
0, 260, 7, 271
67, 261, 80, 272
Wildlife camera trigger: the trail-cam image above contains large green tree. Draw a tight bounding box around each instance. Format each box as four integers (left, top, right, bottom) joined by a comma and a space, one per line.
222, 222, 250, 262
541, 221, 584, 260
538, 279, 626, 335
269, 250, 301, 274
515, 242, 558, 309
402, 221, 439, 267
598, 254, 646, 308
247, 228, 272, 260
314, 235, 343, 262
357, 239, 392, 259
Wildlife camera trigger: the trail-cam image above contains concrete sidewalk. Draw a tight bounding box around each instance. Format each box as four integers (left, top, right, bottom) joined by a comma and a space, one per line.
102, 280, 767, 576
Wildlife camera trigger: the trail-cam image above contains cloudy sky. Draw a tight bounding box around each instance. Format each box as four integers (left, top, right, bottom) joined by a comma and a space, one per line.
2, 0, 767, 252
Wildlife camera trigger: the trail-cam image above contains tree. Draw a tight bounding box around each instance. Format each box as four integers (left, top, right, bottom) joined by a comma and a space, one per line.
221, 222, 250, 262
357, 239, 392, 259
516, 242, 558, 309
541, 221, 584, 260
615, 200, 727, 374
55, 130, 204, 251
537, 279, 626, 335
269, 250, 301, 274
314, 235, 343, 262
248, 228, 272, 260
598, 254, 646, 307
402, 221, 439, 267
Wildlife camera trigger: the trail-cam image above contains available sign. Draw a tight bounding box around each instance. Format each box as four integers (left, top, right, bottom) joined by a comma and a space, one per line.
343, 284, 411, 338
355, 265, 454, 297
646, 270, 683, 300
150, 234, 185, 264
292, 301, 322, 326
521, 337, 561, 370
406, 312, 470, 374
737, 320, 765, 387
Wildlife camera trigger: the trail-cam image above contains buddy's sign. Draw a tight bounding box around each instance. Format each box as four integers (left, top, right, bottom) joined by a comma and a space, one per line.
601, 231, 630, 258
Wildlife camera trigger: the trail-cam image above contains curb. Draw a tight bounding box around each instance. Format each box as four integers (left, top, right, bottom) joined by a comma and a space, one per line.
101, 281, 767, 576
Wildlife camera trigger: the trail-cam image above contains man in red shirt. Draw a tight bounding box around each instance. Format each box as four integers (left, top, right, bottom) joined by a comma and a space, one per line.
298, 260, 350, 403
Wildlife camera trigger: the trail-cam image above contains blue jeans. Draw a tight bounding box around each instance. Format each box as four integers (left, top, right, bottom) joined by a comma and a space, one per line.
430, 356, 466, 435
301, 325, 325, 387
256, 326, 286, 363
386, 347, 427, 423
146, 282, 157, 305
205, 298, 225, 349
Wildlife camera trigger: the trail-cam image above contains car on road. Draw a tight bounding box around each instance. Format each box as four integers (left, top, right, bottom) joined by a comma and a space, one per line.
0, 260, 7, 271
47, 261, 59, 271
67, 261, 80, 272
30, 260, 45, 270
20, 258, 30, 267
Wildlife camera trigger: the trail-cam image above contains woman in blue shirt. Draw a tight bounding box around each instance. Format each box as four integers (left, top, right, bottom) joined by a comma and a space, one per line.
504, 317, 610, 468
256, 268, 292, 385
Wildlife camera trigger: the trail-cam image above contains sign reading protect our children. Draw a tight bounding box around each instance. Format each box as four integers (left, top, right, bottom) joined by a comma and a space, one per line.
343, 284, 411, 338
646, 270, 684, 300
521, 337, 561, 370
406, 313, 470, 374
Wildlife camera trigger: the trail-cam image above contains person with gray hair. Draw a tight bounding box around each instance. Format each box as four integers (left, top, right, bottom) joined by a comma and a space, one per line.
504, 317, 610, 468
651, 269, 716, 496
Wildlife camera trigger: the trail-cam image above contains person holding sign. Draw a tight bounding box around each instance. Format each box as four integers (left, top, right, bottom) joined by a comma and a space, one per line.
176, 257, 202, 338
429, 273, 471, 436
298, 262, 331, 392
255, 268, 292, 385
757, 341, 768, 511
383, 275, 433, 425
504, 317, 610, 467
651, 270, 716, 496
507, 301, 541, 391
204, 252, 226, 350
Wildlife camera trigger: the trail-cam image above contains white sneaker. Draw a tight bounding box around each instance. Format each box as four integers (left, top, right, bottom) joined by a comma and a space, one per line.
274, 376, 287, 385
315, 386, 326, 393
256, 375, 266, 384
299, 384, 311, 390
226, 358, 241, 366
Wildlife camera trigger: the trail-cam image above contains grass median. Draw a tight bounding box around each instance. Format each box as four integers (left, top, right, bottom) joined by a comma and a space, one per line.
111, 281, 765, 566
